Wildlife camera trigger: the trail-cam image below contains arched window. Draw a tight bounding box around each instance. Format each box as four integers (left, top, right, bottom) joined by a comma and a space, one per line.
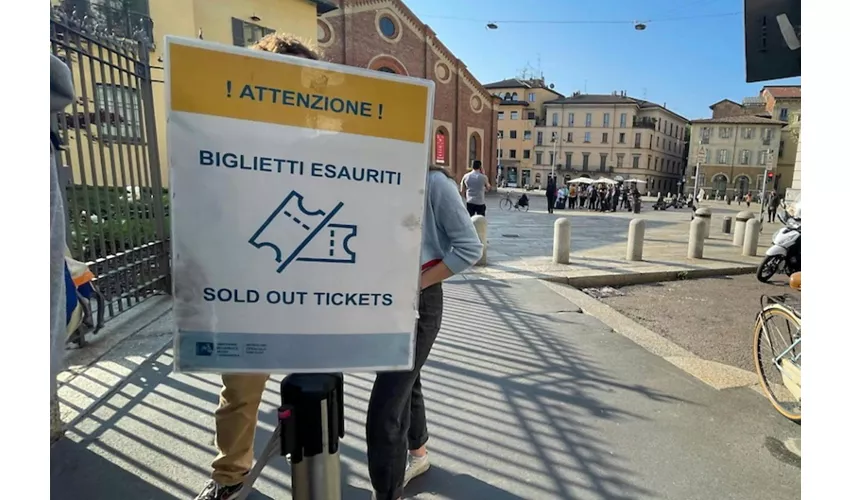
511, 92, 518, 101
735, 175, 751, 194
377, 67, 396, 73
712, 174, 728, 195
468, 133, 479, 169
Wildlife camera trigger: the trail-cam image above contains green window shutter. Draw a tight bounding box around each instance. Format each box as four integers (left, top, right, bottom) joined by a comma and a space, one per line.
232, 18, 245, 46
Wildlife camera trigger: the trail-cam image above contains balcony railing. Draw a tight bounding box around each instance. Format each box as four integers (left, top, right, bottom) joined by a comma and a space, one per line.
633, 117, 658, 130
58, 0, 155, 49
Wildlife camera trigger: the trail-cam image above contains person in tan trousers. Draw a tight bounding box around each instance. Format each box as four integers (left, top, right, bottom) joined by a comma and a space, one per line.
195, 33, 322, 500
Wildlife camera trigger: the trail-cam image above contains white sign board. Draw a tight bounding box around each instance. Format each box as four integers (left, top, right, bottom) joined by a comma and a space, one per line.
165, 37, 435, 373
766, 150, 775, 171
696, 146, 707, 163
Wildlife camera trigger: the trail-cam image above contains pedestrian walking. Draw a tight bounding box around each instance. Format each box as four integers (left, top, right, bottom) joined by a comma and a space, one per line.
545, 176, 557, 214
746, 191, 752, 207
768, 191, 782, 222
461, 160, 491, 217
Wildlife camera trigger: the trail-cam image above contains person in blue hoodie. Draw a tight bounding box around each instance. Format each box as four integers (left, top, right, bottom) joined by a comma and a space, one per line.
367, 165, 483, 500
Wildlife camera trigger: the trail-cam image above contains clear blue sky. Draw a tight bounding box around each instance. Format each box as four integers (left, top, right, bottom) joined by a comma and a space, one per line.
404, 0, 800, 119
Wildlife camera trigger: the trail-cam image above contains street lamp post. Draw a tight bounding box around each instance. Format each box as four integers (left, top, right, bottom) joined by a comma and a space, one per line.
497, 134, 502, 187
694, 140, 705, 202
759, 149, 774, 223
550, 132, 557, 179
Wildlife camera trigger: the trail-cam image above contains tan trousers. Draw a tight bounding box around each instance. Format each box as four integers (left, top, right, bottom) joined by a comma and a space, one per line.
211, 373, 270, 485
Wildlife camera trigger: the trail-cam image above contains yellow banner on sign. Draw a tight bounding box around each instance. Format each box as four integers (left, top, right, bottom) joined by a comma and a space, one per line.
168, 43, 430, 144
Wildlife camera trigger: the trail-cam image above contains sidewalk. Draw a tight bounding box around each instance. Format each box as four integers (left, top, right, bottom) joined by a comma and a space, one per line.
51, 279, 800, 500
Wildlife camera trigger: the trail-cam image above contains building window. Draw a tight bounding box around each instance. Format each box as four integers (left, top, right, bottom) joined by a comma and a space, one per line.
232, 18, 275, 47
529, 92, 536, 102
527, 111, 536, 120
584, 132, 591, 143
565, 152, 573, 168
704, 149, 711, 163
469, 134, 479, 168
509, 130, 517, 139
603, 113, 610, 127
523, 149, 530, 159
523, 130, 531, 140
582, 153, 590, 171
675, 124, 679, 137
566, 132, 574, 143
779, 107, 789, 121
497, 148, 502, 158
632, 155, 640, 168
740, 149, 751, 165
498, 112, 504, 120
376, 67, 396, 73
742, 127, 754, 139
510, 111, 519, 120
379, 15, 398, 38
435, 128, 448, 164
662, 138, 666, 150
656, 136, 660, 147
568, 113, 574, 127
95, 83, 142, 141
761, 128, 774, 141
602, 133, 608, 143
552, 112, 560, 126
619, 113, 627, 128
634, 133, 641, 148
618, 133, 626, 144
779, 140, 785, 158
719, 127, 731, 139
536, 131, 543, 145
719, 149, 728, 164
700, 126, 711, 141
536, 152, 543, 164
758, 150, 768, 165
509, 149, 517, 159
647, 155, 652, 169
549, 151, 555, 164
535, 173, 541, 184
600, 153, 608, 171
616, 154, 624, 168
585, 113, 592, 127
497, 130, 503, 138
654, 157, 659, 170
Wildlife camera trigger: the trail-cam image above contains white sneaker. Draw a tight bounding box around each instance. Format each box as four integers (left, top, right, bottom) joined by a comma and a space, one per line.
403, 453, 430, 487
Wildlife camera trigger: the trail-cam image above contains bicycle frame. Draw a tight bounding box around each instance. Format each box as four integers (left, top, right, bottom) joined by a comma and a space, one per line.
756, 295, 801, 401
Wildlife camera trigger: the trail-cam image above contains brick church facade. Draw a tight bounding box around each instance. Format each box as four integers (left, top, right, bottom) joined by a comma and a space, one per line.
318, 0, 498, 184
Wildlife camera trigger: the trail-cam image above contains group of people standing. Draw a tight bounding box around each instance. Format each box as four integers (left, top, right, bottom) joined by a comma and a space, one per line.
545, 177, 640, 214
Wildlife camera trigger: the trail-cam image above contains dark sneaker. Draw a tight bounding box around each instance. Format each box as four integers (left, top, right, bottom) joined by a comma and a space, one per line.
195, 479, 244, 500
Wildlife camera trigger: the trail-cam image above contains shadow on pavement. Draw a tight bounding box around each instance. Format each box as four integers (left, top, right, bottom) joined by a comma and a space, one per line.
51, 438, 178, 499
51, 279, 693, 499
405, 466, 525, 499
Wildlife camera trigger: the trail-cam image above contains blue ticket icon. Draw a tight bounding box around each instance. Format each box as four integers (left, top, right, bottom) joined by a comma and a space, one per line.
248, 191, 357, 273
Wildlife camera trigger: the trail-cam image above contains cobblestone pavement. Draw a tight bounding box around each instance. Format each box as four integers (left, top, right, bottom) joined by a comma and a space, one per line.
596, 275, 801, 373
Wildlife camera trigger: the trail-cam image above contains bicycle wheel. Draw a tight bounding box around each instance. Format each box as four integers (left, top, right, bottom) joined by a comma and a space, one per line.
500, 198, 512, 211
753, 303, 801, 422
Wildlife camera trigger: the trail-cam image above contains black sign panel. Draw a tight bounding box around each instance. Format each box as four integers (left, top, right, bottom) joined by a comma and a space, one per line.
744, 0, 801, 83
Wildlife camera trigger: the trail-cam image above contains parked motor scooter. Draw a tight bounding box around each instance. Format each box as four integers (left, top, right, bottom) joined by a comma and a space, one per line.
756, 204, 801, 283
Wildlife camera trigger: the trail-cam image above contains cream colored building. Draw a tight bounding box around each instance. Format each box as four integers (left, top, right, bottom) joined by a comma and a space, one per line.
761, 86, 801, 199
686, 115, 785, 198
484, 78, 563, 187
533, 92, 689, 194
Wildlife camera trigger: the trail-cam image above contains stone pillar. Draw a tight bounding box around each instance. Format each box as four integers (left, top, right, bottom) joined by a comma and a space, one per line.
553, 217, 571, 264
694, 207, 712, 239
688, 218, 707, 259
743, 218, 761, 256
733, 211, 755, 246
626, 218, 645, 261
471, 215, 487, 266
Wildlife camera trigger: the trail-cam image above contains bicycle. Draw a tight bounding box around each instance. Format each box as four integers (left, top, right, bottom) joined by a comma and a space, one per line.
499, 191, 529, 212
752, 272, 801, 422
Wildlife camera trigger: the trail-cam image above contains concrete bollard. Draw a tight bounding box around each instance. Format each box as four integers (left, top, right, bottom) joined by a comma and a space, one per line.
742, 218, 761, 256
722, 216, 732, 234
688, 218, 707, 259
694, 207, 712, 239
626, 218, 645, 261
553, 217, 571, 264
471, 215, 487, 266
732, 211, 755, 246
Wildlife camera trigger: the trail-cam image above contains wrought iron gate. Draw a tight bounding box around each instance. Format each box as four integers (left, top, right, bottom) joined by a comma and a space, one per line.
50, 6, 169, 321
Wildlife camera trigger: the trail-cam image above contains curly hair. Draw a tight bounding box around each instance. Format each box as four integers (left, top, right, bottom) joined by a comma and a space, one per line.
251, 32, 322, 60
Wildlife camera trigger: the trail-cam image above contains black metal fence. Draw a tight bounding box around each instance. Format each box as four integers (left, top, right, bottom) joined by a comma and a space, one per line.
50, 8, 170, 321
